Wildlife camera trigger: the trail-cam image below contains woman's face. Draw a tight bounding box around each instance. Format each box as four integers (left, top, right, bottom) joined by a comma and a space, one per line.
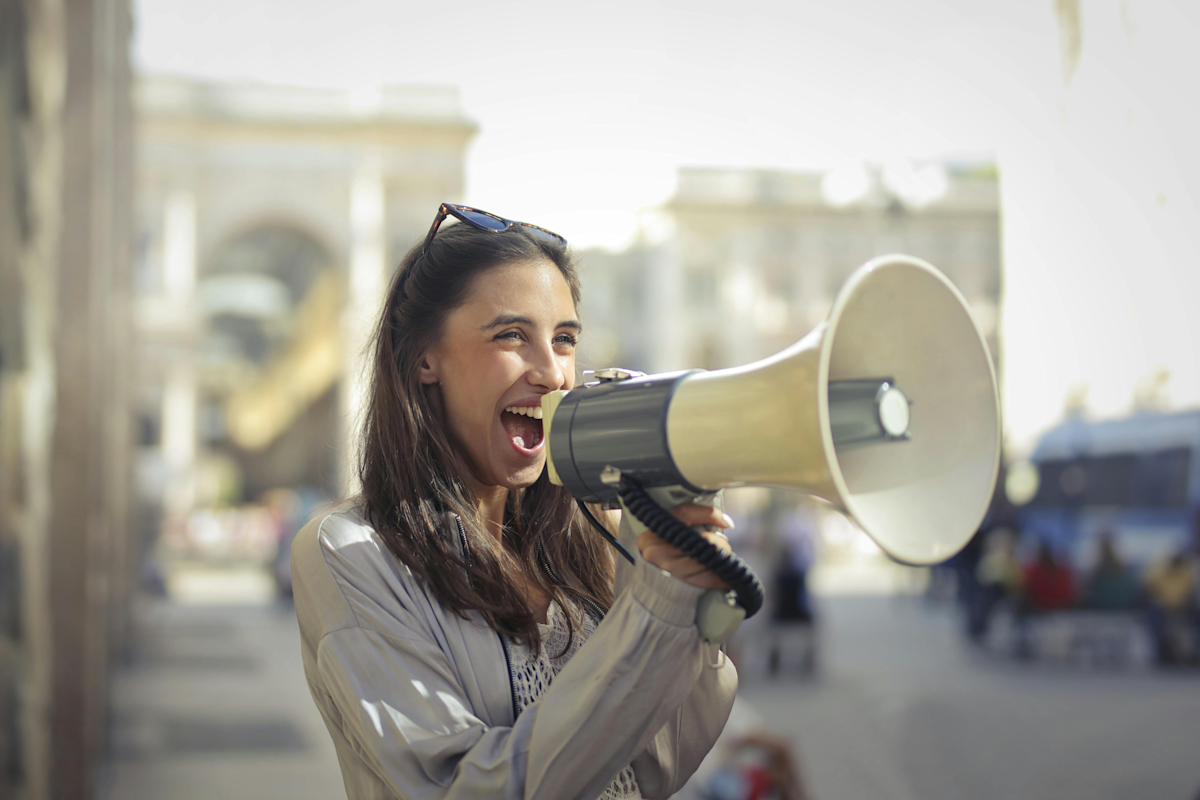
421, 258, 579, 491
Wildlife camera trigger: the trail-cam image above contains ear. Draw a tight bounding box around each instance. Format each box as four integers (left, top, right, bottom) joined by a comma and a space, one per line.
419, 352, 440, 386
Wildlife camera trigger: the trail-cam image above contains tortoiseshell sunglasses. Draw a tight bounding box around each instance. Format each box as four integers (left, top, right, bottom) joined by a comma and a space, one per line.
422, 202, 567, 255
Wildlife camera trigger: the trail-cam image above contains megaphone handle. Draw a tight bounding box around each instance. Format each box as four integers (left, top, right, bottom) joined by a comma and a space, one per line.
663, 493, 749, 643
616, 487, 750, 645
616, 484, 720, 533
615, 477, 764, 627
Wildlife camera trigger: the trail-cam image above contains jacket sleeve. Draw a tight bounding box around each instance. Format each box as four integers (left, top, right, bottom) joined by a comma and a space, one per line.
630, 648, 737, 799
314, 551, 732, 800
612, 510, 739, 799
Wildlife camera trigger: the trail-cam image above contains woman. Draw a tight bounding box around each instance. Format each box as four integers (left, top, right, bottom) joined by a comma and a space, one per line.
292, 204, 739, 800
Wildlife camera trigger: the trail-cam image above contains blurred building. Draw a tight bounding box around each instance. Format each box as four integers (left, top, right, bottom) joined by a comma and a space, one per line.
130, 75, 477, 541
578, 163, 1001, 377
0, 0, 135, 797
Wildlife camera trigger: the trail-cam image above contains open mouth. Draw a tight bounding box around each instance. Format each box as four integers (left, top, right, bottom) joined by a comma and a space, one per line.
501, 406, 544, 452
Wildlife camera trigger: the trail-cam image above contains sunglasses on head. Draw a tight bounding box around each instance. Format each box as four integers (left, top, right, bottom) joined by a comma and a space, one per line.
422, 203, 567, 255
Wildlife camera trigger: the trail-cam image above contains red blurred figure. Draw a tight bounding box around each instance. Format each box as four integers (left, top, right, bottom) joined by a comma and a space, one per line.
1022, 542, 1077, 611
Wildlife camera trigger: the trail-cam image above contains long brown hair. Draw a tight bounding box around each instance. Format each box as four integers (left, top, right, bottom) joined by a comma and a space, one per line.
357, 222, 614, 649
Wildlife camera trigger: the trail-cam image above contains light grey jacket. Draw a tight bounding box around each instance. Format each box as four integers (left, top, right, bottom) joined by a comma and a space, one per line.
292, 503, 738, 800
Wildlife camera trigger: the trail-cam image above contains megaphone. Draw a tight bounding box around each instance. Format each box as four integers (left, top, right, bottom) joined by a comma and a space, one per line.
541, 255, 1001, 637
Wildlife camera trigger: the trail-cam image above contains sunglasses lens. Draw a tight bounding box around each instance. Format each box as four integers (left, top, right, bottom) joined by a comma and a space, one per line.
459, 210, 508, 231
521, 225, 565, 246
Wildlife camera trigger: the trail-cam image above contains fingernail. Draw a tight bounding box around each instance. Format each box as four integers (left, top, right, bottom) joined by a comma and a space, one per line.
720, 513, 735, 529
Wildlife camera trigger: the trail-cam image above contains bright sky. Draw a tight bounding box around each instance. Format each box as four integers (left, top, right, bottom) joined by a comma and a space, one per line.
134, 0, 1200, 450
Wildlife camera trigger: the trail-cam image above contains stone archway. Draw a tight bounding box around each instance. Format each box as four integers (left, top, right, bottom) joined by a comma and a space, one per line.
197, 225, 343, 501
200, 225, 331, 365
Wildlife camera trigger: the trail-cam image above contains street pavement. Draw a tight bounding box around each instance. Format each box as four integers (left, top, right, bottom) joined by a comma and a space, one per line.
96, 580, 1200, 800
734, 596, 1200, 800
95, 597, 345, 800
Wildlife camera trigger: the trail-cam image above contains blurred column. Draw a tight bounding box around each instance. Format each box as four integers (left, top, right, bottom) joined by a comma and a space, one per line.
340, 160, 386, 495
162, 190, 196, 303
0, 3, 40, 793
723, 229, 762, 367
6, 0, 135, 797
161, 365, 196, 515
160, 190, 196, 517
644, 240, 685, 373
795, 228, 830, 332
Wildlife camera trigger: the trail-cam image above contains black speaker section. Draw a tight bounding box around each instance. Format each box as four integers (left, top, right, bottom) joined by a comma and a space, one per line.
549, 370, 703, 503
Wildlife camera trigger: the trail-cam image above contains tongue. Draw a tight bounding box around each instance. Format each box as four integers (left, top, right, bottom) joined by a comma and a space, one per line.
501, 411, 542, 450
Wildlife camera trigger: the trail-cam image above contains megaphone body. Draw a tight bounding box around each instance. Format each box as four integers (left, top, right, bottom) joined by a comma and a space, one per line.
543, 255, 1001, 635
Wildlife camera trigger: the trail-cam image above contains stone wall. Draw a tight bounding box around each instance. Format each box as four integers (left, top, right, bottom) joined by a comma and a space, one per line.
0, 0, 134, 797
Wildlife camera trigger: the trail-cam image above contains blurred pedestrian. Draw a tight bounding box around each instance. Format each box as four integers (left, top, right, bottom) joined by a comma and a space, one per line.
1082, 533, 1138, 611
1021, 541, 1077, 611
766, 506, 818, 675
1015, 541, 1077, 658
1143, 549, 1197, 664
968, 526, 1021, 642
262, 487, 301, 598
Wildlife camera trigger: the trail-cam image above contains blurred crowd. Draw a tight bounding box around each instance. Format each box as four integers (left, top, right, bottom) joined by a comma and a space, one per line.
961, 525, 1200, 665
151, 487, 326, 600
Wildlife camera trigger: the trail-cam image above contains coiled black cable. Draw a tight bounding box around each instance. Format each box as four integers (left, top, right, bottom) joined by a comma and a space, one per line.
615, 477, 765, 618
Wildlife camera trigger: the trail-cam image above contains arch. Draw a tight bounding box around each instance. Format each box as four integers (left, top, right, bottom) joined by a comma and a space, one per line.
199, 223, 339, 366
195, 222, 347, 498
203, 222, 335, 304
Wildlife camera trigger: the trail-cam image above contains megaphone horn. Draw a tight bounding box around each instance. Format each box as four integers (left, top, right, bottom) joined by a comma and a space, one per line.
542, 255, 1001, 625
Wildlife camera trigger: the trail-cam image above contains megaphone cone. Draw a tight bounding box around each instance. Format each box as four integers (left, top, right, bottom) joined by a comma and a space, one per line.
545, 255, 1001, 566
666, 255, 1001, 564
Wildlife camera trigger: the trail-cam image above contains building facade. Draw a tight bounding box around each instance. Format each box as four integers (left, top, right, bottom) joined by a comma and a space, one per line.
578, 163, 1002, 380
131, 75, 477, 536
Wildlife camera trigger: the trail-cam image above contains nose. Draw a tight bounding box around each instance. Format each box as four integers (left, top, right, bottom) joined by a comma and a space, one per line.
527, 340, 567, 391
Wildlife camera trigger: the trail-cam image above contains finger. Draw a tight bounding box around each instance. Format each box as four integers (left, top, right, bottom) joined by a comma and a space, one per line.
644, 552, 730, 589
669, 566, 730, 590
689, 572, 731, 590
639, 546, 675, 568
639, 533, 733, 570
650, 550, 709, 573
638, 528, 734, 591
700, 531, 733, 555
641, 542, 733, 588
642, 547, 697, 573
640, 543, 704, 574
638, 531, 677, 559
640, 528, 732, 553
668, 503, 735, 531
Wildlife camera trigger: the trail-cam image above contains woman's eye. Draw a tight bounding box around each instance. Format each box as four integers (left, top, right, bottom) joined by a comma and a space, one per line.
494, 330, 575, 347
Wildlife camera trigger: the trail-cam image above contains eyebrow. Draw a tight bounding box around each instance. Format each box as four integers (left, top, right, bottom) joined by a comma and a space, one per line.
481, 314, 582, 332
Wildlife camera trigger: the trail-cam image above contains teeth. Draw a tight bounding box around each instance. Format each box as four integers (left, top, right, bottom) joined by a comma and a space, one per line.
504, 406, 544, 418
